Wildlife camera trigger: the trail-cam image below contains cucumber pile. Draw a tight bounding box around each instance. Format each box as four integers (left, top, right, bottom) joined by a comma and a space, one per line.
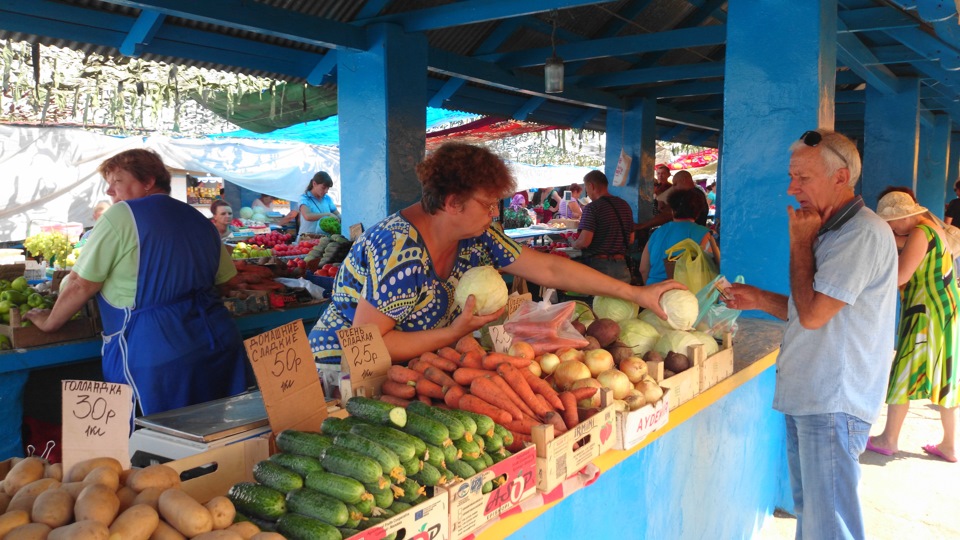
227, 397, 514, 540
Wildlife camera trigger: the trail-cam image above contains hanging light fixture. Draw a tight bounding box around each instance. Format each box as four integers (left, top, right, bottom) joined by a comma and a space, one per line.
544, 11, 564, 94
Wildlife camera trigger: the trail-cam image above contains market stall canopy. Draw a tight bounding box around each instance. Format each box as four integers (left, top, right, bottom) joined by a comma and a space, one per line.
666, 148, 719, 170
425, 117, 561, 150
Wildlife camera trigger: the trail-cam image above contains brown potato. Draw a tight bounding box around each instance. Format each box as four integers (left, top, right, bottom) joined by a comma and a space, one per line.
109, 504, 160, 540
65, 457, 122, 483
74, 483, 120, 526
58, 482, 87, 499
48, 520, 110, 540
0, 492, 11, 513
203, 496, 236, 530
157, 488, 212, 538
116, 486, 138, 513
249, 534, 285, 540
126, 465, 181, 493
191, 532, 243, 540
31, 488, 74, 528
132, 487, 165, 510
7, 478, 61, 513
43, 463, 62, 482
147, 520, 186, 540
3, 457, 46, 496
225, 522, 260, 540
0, 510, 31, 538
83, 466, 120, 491
5, 522, 52, 540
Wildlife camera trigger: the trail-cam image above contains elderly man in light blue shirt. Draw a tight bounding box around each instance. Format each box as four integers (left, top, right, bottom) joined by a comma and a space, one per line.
726, 129, 898, 540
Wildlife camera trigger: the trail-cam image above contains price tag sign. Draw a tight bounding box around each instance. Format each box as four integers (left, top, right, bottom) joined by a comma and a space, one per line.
337, 324, 392, 399
488, 324, 513, 353
61, 380, 132, 476
505, 293, 532, 317
349, 223, 364, 241
244, 320, 327, 435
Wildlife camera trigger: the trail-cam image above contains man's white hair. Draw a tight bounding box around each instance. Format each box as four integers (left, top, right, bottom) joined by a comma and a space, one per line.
789, 130, 862, 188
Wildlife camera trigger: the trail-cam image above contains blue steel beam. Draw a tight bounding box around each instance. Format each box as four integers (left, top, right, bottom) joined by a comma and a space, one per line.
640, 81, 723, 99
869, 44, 930, 65
479, 25, 725, 68
886, 26, 960, 73
571, 108, 599, 129
655, 104, 720, 131
836, 20, 901, 95
513, 97, 547, 120
361, 0, 614, 33
641, 0, 727, 66
428, 78, 467, 108
577, 62, 724, 88
660, 125, 687, 143
95, 0, 368, 50
120, 9, 165, 56
838, 7, 918, 32
304, 0, 390, 84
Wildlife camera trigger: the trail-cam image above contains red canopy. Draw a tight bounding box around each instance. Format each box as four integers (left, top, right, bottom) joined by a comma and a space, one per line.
426, 117, 560, 149
667, 148, 718, 170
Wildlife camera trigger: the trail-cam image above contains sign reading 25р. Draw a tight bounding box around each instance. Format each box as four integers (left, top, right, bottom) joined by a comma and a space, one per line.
337, 324, 391, 397
61, 380, 132, 475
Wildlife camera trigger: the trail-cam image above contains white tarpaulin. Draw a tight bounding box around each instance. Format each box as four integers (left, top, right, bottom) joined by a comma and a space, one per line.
0, 126, 340, 241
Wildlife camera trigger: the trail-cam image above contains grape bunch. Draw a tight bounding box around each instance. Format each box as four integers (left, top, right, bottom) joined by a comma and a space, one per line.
23, 232, 73, 267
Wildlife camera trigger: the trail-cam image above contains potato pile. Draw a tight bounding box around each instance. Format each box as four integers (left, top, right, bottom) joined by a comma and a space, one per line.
0, 456, 278, 540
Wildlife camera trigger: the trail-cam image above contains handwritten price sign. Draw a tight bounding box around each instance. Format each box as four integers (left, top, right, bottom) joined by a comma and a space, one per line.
245, 320, 327, 435
61, 380, 132, 475
337, 324, 391, 399
488, 325, 513, 353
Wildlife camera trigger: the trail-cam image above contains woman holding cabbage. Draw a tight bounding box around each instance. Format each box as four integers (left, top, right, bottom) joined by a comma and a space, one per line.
308, 143, 683, 362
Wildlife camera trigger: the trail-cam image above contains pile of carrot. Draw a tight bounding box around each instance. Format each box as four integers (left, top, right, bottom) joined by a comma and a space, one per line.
381, 334, 598, 452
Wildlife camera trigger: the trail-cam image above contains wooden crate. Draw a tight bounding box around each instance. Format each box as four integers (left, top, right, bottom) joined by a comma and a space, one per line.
699, 333, 734, 393
0, 307, 97, 348
0, 264, 25, 282
647, 343, 704, 412
531, 389, 619, 493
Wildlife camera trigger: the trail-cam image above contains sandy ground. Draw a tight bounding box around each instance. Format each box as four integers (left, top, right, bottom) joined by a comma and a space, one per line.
755, 400, 960, 540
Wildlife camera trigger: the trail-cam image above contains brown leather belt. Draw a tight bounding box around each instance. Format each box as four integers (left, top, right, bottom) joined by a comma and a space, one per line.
588, 254, 625, 261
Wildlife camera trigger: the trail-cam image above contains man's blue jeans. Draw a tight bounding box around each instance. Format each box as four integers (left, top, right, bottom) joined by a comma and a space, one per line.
784, 413, 871, 540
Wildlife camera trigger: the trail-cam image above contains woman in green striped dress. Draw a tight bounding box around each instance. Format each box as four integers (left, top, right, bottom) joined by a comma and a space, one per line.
867, 192, 959, 462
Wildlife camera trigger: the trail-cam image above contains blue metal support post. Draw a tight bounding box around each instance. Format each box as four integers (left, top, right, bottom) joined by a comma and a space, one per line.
605, 101, 656, 222
337, 24, 428, 232
917, 114, 951, 218
862, 80, 920, 207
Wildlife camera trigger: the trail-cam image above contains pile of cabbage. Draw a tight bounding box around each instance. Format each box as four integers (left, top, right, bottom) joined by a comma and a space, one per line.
591, 292, 719, 358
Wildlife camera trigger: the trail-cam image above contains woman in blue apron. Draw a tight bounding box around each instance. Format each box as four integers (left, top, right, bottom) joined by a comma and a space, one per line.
27, 149, 247, 416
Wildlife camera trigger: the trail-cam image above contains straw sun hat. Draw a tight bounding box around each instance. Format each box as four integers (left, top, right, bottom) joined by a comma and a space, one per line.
876, 191, 927, 221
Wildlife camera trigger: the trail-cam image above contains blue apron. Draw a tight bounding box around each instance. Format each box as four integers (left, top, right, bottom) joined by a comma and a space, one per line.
98, 196, 247, 416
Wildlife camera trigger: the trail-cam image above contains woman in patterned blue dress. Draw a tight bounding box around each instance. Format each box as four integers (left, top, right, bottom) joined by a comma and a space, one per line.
309, 143, 683, 362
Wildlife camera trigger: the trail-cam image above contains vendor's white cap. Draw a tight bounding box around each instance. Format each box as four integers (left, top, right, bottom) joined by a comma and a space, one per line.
876, 191, 927, 221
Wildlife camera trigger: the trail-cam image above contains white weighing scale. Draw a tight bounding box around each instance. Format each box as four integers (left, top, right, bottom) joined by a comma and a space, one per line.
129, 390, 271, 467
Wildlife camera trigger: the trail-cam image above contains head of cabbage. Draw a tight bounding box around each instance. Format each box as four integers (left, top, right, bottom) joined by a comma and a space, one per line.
654, 330, 702, 358
455, 266, 508, 316
690, 331, 720, 357
618, 319, 660, 356
592, 296, 639, 322
659, 289, 698, 330
638, 308, 673, 334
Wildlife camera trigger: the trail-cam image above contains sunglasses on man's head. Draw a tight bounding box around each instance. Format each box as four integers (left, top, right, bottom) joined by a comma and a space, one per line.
799, 130, 849, 168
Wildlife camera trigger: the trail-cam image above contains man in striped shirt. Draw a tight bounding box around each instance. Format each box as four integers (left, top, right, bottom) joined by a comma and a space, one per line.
572, 171, 634, 283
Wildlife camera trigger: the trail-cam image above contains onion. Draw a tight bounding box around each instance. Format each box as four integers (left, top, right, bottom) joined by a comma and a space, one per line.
527, 360, 542, 377
537, 353, 561, 375
508, 341, 535, 360
618, 357, 648, 383
597, 369, 632, 400
635, 379, 664, 404
571, 378, 602, 408
554, 360, 591, 391
582, 349, 615, 377
624, 389, 647, 411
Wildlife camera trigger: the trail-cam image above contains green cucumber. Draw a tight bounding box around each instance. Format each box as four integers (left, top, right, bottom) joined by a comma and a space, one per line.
344, 504, 362, 528
445, 409, 478, 439
406, 401, 466, 440
389, 500, 413, 514
321, 415, 370, 437
475, 434, 486, 453
446, 459, 477, 480
457, 410, 495, 437
481, 452, 494, 467
354, 493, 374, 516
493, 423, 513, 445
276, 429, 334, 457
349, 423, 421, 461
490, 448, 511, 463
397, 478, 426, 503
269, 452, 324, 478
411, 461, 445, 487
402, 412, 452, 447
442, 442, 462, 464
400, 456, 422, 477
362, 476, 393, 496
227, 482, 287, 521
253, 459, 304, 492
422, 442, 445, 469
304, 471, 370, 505
320, 445, 383, 484
481, 432, 503, 453
346, 396, 407, 428
333, 433, 405, 482
338, 528, 361, 538
276, 512, 341, 540
464, 457, 486, 472
364, 481, 394, 508
482, 480, 494, 494
248, 516, 278, 532
285, 488, 349, 527
454, 437, 482, 460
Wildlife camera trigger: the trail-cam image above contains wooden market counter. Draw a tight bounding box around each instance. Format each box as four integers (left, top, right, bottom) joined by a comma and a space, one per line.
481, 318, 791, 539
0, 302, 327, 459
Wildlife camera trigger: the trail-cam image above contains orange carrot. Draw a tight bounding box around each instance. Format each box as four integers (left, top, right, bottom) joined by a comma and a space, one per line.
379, 395, 412, 407
535, 393, 555, 414
455, 334, 484, 354
460, 350, 485, 369
458, 394, 512, 425
424, 366, 460, 390
502, 417, 540, 435
444, 385, 466, 409
469, 377, 524, 420
417, 394, 433, 405
481, 352, 532, 370
410, 360, 431, 374
497, 363, 551, 419
387, 365, 422, 385
436, 347, 463, 367
544, 411, 567, 435
489, 374, 537, 419
416, 378, 446, 400
381, 380, 417, 400
519, 368, 564, 411
559, 391, 579, 429
505, 431, 531, 452
452, 367, 496, 386
568, 386, 598, 401
420, 351, 458, 372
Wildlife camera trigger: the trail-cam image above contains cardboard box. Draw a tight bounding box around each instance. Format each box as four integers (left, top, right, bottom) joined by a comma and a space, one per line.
443, 445, 537, 540
699, 333, 734, 393
164, 435, 270, 503
1, 307, 98, 348
615, 388, 671, 451
531, 389, 619, 493
0, 263, 25, 282
648, 343, 704, 412
346, 491, 449, 540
